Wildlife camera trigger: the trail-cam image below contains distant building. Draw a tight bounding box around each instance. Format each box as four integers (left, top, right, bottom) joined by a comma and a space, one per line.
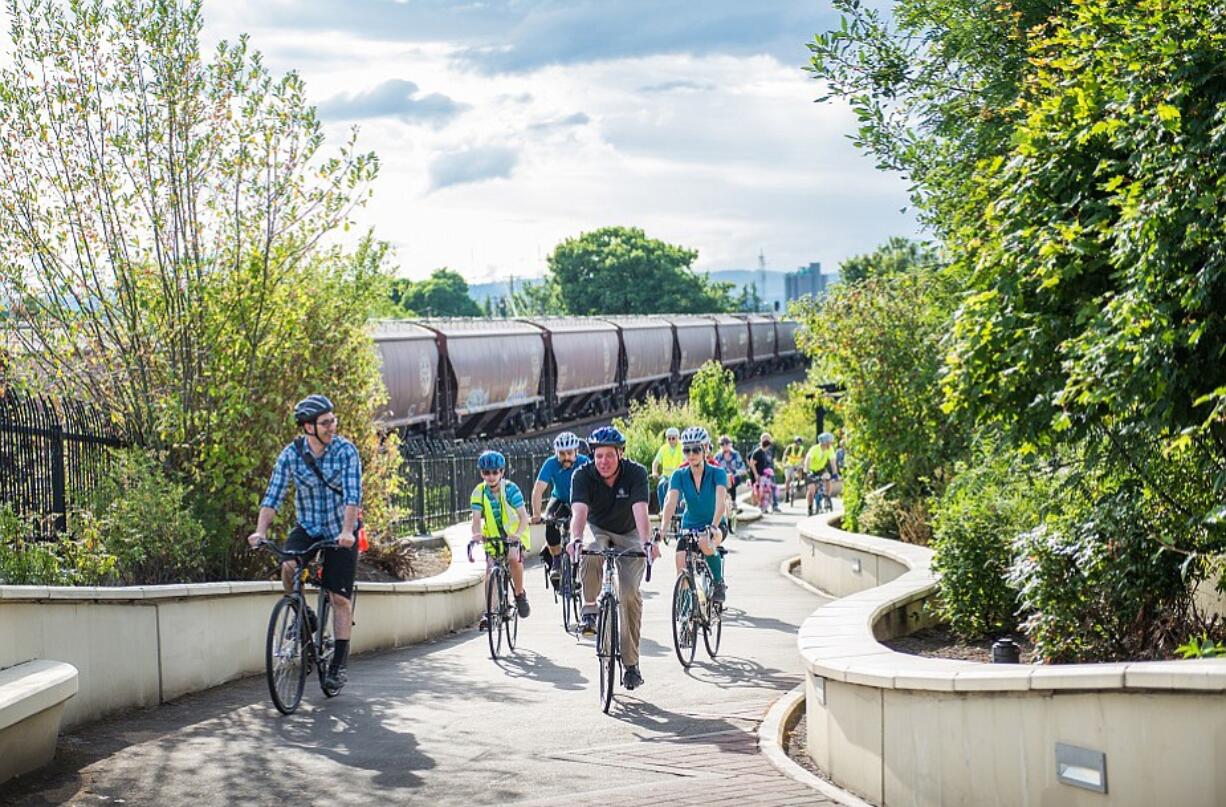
786, 262, 832, 301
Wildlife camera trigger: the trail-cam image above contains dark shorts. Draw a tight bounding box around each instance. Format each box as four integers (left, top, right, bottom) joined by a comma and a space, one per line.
543, 499, 572, 547
286, 525, 358, 600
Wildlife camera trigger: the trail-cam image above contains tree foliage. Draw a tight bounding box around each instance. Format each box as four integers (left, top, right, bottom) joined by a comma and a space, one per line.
839, 236, 939, 284
688, 361, 740, 433
0, 0, 401, 575
547, 226, 736, 315
386, 268, 481, 318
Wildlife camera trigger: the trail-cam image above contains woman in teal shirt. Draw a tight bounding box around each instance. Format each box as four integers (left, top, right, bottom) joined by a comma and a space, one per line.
657, 426, 728, 603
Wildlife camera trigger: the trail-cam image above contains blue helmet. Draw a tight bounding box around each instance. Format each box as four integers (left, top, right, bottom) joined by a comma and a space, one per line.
477, 450, 506, 471
293, 394, 334, 424
587, 425, 626, 449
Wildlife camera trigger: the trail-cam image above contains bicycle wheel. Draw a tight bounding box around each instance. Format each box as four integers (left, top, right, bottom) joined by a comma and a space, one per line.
703, 595, 723, 658
671, 573, 697, 668
317, 590, 339, 696
266, 595, 307, 715
560, 553, 576, 633
597, 600, 618, 713
486, 570, 503, 660
504, 573, 519, 652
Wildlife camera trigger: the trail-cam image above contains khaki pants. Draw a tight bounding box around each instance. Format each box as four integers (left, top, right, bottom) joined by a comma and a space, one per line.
581, 524, 646, 667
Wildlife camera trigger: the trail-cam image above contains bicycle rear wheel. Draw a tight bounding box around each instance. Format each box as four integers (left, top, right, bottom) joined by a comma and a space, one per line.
703, 597, 723, 658
486, 570, 503, 660
671, 573, 697, 668
597, 600, 618, 713
317, 590, 339, 696
560, 553, 576, 633
266, 595, 307, 715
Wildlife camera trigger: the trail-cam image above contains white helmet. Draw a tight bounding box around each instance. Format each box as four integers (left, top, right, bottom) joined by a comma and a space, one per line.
665, 427, 680, 439
553, 431, 581, 452
680, 426, 709, 447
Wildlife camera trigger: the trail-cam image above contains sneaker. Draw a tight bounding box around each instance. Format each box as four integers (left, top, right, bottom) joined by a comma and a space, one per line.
623, 665, 644, 690
515, 592, 531, 618
580, 614, 597, 637
549, 562, 562, 588
772, 504, 782, 513
712, 581, 727, 603
324, 665, 347, 693
478, 614, 490, 631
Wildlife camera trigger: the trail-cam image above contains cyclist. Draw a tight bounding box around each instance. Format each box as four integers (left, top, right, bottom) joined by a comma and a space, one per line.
805, 432, 839, 515
749, 432, 780, 513
569, 425, 658, 691
782, 436, 806, 504
651, 427, 684, 513
530, 431, 590, 588
714, 435, 746, 511
471, 450, 532, 629
247, 394, 361, 693
658, 426, 728, 603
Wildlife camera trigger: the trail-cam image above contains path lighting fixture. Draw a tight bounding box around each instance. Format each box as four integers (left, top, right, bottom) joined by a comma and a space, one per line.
991, 637, 1021, 664
812, 675, 826, 706
1056, 743, 1107, 794
850, 558, 861, 574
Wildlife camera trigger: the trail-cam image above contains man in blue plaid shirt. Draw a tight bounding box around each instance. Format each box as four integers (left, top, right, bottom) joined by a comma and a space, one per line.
248, 394, 362, 692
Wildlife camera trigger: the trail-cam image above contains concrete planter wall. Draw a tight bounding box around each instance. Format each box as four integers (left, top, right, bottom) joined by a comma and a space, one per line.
0, 524, 484, 729
797, 514, 1226, 807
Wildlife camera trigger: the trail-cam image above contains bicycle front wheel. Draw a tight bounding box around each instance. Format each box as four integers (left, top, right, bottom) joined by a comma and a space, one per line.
597, 601, 618, 713
504, 573, 519, 652
266, 595, 307, 715
703, 598, 723, 658
560, 553, 576, 633
671, 573, 697, 668
317, 590, 338, 696
486, 570, 503, 660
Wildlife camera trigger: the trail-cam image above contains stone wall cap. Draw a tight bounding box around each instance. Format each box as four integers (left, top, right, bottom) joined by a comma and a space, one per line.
0, 659, 78, 733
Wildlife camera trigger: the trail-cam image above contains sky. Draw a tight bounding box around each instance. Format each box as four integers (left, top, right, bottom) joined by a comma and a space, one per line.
11, 1, 925, 283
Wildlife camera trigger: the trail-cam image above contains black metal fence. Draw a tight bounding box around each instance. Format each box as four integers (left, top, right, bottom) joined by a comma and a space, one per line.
396, 436, 556, 534
0, 390, 127, 537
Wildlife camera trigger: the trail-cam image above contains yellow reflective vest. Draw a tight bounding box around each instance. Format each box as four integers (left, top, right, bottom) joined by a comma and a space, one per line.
471, 481, 530, 548
654, 442, 684, 475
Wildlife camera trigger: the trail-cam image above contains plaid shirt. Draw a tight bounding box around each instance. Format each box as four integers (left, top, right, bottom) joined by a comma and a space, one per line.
260, 435, 362, 539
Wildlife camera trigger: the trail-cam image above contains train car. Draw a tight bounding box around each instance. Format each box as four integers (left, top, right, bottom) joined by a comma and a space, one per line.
420, 318, 547, 438
524, 317, 621, 420
665, 316, 718, 389
774, 316, 803, 370
740, 314, 779, 374
602, 316, 674, 403
371, 321, 440, 430
707, 314, 751, 379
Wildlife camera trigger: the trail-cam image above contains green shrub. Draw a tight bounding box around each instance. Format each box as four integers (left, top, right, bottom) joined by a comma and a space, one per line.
77, 448, 211, 585
0, 504, 116, 585
745, 394, 778, 428
1009, 478, 1187, 662
855, 484, 901, 540
932, 449, 1046, 639
728, 415, 765, 447
689, 362, 739, 431
614, 396, 717, 469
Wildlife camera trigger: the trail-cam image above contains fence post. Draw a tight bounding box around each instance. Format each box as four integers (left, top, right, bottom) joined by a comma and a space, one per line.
415, 457, 426, 535
449, 456, 459, 525
50, 420, 67, 534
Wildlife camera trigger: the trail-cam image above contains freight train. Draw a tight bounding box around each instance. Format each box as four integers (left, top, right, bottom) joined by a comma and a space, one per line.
373, 314, 805, 438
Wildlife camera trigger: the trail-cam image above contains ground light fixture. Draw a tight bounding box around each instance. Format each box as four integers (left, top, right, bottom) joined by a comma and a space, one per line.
1055, 743, 1107, 794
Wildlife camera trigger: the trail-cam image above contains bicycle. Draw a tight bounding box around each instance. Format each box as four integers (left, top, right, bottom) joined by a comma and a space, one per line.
546, 515, 583, 634
580, 545, 651, 713
666, 527, 725, 668
784, 464, 803, 505
468, 536, 520, 660
807, 471, 835, 516
258, 538, 349, 715
754, 470, 778, 512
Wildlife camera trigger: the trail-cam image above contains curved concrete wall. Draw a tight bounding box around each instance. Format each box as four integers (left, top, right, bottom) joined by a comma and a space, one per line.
797, 514, 1226, 807
0, 525, 484, 728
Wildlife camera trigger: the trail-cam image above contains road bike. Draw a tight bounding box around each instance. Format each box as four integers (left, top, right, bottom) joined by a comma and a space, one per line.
546, 515, 583, 634
666, 527, 725, 668
469, 536, 520, 660
258, 538, 350, 715
580, 545, 650, 713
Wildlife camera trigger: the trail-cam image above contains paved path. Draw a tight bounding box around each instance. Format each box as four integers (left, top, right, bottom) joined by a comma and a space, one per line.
6, 504, 836, 806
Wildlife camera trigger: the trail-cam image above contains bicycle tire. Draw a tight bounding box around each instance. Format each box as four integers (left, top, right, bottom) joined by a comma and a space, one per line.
560, 553, 576, 633
703, 598, 723, 658
597, 600, 618, 713
505, 571, 519, 652
671, 573, 697, 668
486, 569, 503, 660
266, 595, 307, 715
317, 590, 339, 697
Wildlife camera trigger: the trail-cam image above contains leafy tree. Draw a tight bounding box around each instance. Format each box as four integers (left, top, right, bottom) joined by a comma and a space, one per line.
839, 237, 939, 284
387, 268, 481, 317
0, 0, 400, 576
689, 361, 740, 432
548, 226, 736, 315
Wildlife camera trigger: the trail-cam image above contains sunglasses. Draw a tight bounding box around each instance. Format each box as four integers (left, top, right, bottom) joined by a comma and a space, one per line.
682, 446, 704, 455
480, 469, 502, 477
315, 416, 338, 427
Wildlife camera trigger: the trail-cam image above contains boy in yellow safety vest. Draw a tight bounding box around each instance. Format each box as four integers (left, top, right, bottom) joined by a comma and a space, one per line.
471, 450, 532, 630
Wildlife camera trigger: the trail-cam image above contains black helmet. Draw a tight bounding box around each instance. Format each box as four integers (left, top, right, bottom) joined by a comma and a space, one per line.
294, 394, 334, 424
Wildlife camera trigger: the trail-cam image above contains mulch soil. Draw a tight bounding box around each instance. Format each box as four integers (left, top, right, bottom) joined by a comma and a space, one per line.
882, 625, 1038, 664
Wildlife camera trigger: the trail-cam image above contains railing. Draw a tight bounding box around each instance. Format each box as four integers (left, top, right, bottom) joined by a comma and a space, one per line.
0, 390, 126, 536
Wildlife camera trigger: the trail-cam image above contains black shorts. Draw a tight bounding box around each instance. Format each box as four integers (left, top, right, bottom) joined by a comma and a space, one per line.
286, 525, 358, 600
543, 499, 572, 547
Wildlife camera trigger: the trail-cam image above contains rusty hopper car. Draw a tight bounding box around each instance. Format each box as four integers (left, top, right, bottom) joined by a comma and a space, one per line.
525, 317, 621, 420
602, 316, 675, 403
371, 321, 440, 429
707, 314, 751, 378
740, 314, 779, 374
665, 316, 718, 391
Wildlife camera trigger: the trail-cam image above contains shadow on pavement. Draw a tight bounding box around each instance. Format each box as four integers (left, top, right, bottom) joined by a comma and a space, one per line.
718, 607, 800, 634
681, 655, 802, 692
607, 697, 752, 744
496, 649, 589, 691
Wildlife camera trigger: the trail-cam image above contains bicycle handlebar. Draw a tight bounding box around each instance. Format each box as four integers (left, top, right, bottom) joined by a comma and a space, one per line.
580, 547, 653, 583
258, 538, 338, 563
466, 536, 524, 563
